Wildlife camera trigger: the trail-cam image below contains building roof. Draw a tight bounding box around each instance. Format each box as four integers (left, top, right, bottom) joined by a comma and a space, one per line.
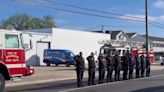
21, 28, 53, 34
126, 33, 137, 38
93, 30, 127, 39
141, 35, 164, 42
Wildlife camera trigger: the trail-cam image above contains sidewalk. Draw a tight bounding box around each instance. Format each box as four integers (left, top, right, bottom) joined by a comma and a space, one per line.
6, 64, 164, 87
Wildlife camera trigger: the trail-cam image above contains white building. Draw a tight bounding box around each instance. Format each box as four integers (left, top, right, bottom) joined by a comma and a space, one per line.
22, 28, 111, 66
22, 29, 52, 66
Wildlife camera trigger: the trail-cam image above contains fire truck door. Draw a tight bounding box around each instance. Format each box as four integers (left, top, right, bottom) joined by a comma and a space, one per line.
3, 33, 25, 76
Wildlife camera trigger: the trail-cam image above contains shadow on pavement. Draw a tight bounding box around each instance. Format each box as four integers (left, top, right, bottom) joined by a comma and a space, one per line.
131, 86, 164, 92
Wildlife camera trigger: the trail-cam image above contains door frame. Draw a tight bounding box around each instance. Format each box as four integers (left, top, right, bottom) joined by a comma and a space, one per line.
36, 41, 51, 65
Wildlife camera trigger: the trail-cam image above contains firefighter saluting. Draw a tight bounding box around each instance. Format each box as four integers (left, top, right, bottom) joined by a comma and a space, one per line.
87, 52, 96, 85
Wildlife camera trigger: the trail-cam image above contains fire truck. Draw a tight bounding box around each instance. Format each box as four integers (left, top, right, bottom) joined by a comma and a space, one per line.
99, 43, 155, 63
0, 29, 34, 92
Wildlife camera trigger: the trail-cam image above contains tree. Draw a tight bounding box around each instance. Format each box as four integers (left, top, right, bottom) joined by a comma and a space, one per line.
0, 13, 56, 30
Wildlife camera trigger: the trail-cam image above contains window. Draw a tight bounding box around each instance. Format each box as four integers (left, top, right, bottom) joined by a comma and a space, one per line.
5, 34, 19, 48
119, 34, 124, 41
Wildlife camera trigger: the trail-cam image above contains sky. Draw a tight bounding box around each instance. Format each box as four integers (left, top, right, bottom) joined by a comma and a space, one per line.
1, 0, 164, 37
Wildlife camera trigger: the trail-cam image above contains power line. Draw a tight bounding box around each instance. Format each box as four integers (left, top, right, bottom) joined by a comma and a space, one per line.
12, 0, 164, 30
43, 0, 145, 20
12, 0, 145, 22
43, 0, 164, 27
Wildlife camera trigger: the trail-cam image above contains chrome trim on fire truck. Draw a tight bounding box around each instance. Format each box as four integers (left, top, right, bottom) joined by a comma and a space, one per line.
6, 64, 26, 68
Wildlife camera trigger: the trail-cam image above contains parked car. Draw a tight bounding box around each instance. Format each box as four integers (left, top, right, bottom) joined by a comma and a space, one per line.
43, 49, 76, 67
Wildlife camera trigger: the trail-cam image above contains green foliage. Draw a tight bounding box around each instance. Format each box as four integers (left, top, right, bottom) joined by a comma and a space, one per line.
0, 13, 56, 30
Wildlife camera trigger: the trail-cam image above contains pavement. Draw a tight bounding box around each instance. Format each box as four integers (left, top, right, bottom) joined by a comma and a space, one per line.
6, 63, 164, 88
5, 66, 164, 92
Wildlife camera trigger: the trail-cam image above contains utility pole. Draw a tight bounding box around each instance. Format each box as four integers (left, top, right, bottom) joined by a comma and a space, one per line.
145, 0, 149, 54
101, 25, 105, 33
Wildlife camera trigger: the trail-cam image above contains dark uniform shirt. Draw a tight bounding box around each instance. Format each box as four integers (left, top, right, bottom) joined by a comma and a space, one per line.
121, 55, 129, 69
140, 55, 146, 68
74, 55, 85, 70
127, 54, 134, 67
87, 55, 96, 69
98, 55, 106, 69
146, 57, 151, 67
114, 55, 122, 69
106, 55, 114, 69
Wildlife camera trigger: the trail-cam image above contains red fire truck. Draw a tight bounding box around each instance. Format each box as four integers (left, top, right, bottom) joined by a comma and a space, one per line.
99, 44, 155, 63
0, 29, 34, 92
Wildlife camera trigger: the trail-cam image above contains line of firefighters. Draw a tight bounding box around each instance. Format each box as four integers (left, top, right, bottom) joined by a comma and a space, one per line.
74, 51, 151, 87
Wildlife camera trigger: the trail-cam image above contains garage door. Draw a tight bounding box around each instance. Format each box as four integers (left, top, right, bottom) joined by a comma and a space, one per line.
36, 42, 50, 66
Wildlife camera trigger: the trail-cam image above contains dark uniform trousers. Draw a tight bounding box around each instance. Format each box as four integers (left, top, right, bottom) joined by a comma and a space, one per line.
136, 66, 140, 78
76, 68, 84, 87
146, 58, 151, 77
123, 67, 128, 80
107, 67, 114, 82
140, 56, 146, 77
114, 67, 120, 81
129, 66, 134, 79
88, 68, 95, 85
141, 66, 145, 77
146, 66, 150, 77
99, 68, 105, 84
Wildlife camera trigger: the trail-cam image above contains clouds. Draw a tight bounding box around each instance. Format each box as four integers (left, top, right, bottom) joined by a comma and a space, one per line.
154, 0, 164, 8
55, 19, 68, 24
120, 14, 157, 21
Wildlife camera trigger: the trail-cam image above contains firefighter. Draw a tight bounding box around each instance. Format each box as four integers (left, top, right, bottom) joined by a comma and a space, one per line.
87, 52, 96, 85
146, 55, 151, 77
121, 52, 129, 80
98, 54, 106, 84
114, 52, 121, 81
74, 52, 85, 87
135, 54, 141, 78
128, 52, 134, 79
106, 52, 114, 82
140, 53, 146, 77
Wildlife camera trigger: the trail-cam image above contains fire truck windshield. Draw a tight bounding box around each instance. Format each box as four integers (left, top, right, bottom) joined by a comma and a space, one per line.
100, 48, 116, 56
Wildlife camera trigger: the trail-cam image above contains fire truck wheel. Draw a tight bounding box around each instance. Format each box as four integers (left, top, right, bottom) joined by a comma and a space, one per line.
0, 73, 5, 92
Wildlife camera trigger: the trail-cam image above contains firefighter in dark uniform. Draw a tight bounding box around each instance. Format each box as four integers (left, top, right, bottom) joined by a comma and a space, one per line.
87, 52, 96, 85
121, 52, 129, 80
140, 53, 146, 77
146, 55, 151, 77
98, 54, 106, 84
106, 52, 114, 82
128, 52, 134, 79
74, 52, 85, 87
114, 52, 121, 81
135, 54, 141, 78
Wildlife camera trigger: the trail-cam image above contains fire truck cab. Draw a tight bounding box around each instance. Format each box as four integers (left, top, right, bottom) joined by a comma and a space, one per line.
99, 44, 131, 56
0, 29, 34, 92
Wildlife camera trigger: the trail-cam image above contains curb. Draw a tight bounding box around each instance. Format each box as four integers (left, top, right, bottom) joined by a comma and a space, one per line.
6, 77, 76, 87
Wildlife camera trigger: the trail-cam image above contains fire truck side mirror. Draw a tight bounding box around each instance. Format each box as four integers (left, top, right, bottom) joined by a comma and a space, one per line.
24, 39, 33, 51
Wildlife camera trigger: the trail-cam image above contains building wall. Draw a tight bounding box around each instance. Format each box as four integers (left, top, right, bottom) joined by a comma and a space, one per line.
51, 28, 111, 61
152, 47, 164, 52
22, 32, 52, 66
